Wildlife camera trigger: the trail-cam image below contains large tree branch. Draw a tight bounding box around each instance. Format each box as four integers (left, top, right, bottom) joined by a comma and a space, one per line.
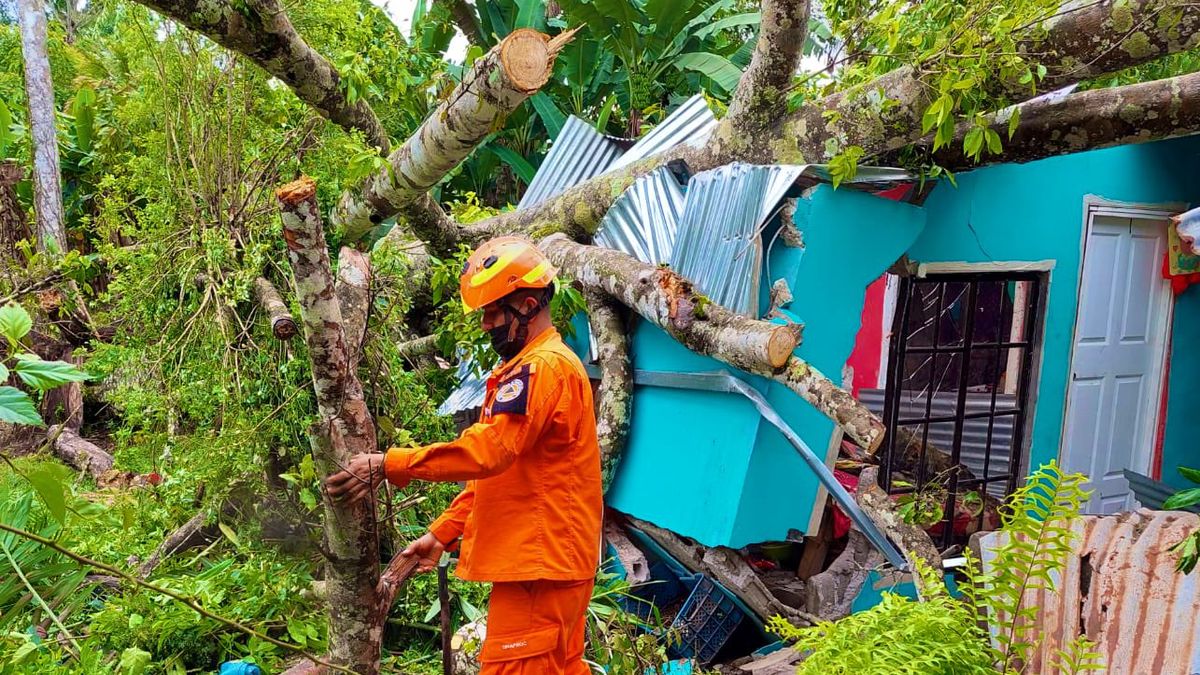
331, 29, 576, 243
721, 0, 1200, 165
937, 70, 1200, 169
586, 290, 632, 492
253, 277, 297, 340
725, 0, 811, 130
439, 0, 485, 45
137, 0, 390, 152
277, 177, 381, 673
542, 235, 886, 449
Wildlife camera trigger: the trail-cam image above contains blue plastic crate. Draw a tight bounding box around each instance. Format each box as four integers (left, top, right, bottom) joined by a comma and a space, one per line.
669, 576, 746, 664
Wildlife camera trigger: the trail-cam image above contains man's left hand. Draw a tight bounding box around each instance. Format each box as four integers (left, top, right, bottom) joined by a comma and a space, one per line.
325, 453, 400, 503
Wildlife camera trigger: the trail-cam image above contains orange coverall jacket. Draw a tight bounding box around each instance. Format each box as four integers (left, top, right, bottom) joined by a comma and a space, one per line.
383, 327, 604, 582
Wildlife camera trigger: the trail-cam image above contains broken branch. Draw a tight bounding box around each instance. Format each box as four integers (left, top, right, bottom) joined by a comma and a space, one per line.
332, 28, 577, 243
854, 467, 942, 598
253, 277, 297, 340
586, 290, 633, 491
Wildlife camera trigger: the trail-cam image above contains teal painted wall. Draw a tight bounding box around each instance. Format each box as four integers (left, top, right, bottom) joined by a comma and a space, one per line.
1163, 284, 1200, 490
911, 134, 1200, 477
730, 189, 926, 544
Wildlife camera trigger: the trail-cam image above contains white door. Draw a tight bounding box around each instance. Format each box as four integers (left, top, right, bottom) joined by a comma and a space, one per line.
1062, 212, 1171, 514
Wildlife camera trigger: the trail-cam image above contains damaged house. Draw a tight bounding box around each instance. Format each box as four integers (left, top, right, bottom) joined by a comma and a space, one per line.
437, 96, 1200, 671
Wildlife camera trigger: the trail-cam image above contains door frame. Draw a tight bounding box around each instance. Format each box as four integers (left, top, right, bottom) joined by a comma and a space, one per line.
1060, 197, 1183, 482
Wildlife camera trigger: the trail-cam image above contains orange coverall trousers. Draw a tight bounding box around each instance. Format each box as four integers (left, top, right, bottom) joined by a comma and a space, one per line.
479, 579, 594, 674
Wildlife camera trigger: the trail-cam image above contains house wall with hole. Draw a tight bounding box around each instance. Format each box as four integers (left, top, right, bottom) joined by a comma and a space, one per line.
907, 134, 1200, 487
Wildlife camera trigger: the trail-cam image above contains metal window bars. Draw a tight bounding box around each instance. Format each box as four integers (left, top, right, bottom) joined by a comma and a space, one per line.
879, 272, 1044, 548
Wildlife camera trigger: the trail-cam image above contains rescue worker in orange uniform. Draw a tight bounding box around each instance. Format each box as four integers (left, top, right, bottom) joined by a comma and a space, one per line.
326, 237, 604, 674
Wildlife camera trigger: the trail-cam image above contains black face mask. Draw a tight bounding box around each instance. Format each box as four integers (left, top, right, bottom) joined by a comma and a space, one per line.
488, 293, 549, 361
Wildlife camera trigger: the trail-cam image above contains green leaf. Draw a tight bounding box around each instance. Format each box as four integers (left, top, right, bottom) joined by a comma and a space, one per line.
1008, 106, 1022, 140
118, 647, 152, 675
218, 521, 241, 547
595, 94, 618, 133
0, 303, 33, 342
0, 100, 13, 158
13, 355, 89, 390
460, 595, 482, 621
0, 386, 42, 426
73, 87, 96, 153
287, 621, 308, 646
672, 52, 743, 93
11, 639, 39, 665
424, 598, 441, 623
27, 463, 67, 525
1178, 466, 1200, 485
963, 127, 984, 159
513, 0, 546, 30
695, 11, 761, 41
465, 44, 484, 67
1164, 487, 1200, 510
985, 128, 1003, 155
491, 146, 538, 185
0, 362, 7, 381
530, 92, 566, 139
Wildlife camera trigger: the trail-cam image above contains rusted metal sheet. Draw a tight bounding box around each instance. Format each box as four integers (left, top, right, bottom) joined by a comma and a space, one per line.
977, 509, 1200, 675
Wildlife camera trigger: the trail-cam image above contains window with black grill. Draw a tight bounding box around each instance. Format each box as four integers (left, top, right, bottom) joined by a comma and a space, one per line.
877, 271, 1045, 547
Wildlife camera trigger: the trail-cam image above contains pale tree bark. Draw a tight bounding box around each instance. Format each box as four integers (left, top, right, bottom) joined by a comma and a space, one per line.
542, 235, 801, 373
253, 277, 297, 340
137, 0, 391, 152
332, 28, 577, 243
855, 467, 942, 598
395, 334, 438, 361
17, 0, 67, 252
48, 425, 115, 478
276, 177, 382, 674
936, 70, 1200, 170
542, 235, 887, 449
586, 290, 632, 491
335, 247, 371, 364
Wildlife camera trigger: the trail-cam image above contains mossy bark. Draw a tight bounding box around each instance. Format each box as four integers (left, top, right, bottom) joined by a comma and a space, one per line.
138, 0, 390, 152
277, 177, 382, 674
585, 290, 632, 492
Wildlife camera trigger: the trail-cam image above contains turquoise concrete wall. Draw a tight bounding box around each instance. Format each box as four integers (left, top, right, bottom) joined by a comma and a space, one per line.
729, 189, 926, 545
1163, 284, 1200, 490
911, 134, 1200, 476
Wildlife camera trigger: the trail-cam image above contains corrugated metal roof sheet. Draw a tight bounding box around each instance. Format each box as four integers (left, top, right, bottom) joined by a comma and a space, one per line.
518, 115, 624, 210
436, 357, 488, 415
859, 388, 1017, 498
605, 94, 717, 173
592, 166, 685, 265
977, 510, 1200, 674
671, 164, 804, 315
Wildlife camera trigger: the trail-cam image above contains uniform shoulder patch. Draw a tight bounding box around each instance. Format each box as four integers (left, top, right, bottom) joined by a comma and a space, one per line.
490, 365, 531, 416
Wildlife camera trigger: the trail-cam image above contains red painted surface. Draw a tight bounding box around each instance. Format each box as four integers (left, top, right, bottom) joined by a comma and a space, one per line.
847, 275, 887, 396
1152, 324, 1173, 480
843, 183, 912, 397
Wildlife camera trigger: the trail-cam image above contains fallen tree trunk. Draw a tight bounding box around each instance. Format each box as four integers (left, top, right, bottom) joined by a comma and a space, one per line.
586, 290, 632, 491
277, 177, 382, 674
136, 0, 390, 152
253, 277, 297, 340
937, 70, 1200, 170
804, 529, 881, 620
542, 235, 887, 449
395, 334, 438, 361
49, 426, 114, 478
137, 511, 208, 579
332, 28, 577, 243
542, 235, 800, 373
724, 0, 809, 132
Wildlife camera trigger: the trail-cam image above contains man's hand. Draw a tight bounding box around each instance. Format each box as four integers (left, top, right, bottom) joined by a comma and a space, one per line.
403, 532, 447, 573
325, 453, 398, 503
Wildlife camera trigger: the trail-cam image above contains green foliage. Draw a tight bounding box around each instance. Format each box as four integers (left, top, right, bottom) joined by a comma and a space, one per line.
586, 570, 680, 675
1164, 466, 1200, 573
773, 462, 1103, 675
0, 303, 88, 425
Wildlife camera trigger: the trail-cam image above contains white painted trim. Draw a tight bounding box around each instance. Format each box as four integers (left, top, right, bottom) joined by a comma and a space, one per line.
878, 274, 900, 389
1061, 201, 1182, 485
916, 260, 1056, 277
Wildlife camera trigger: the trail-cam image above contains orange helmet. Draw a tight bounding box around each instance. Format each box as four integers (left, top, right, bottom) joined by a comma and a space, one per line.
459, 237, 557, 312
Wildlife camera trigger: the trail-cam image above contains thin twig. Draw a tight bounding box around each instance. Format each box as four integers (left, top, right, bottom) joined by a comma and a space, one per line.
0, 521, 355, 674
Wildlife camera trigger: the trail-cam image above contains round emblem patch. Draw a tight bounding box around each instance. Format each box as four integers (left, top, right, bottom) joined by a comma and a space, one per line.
495, 378, 524, 403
